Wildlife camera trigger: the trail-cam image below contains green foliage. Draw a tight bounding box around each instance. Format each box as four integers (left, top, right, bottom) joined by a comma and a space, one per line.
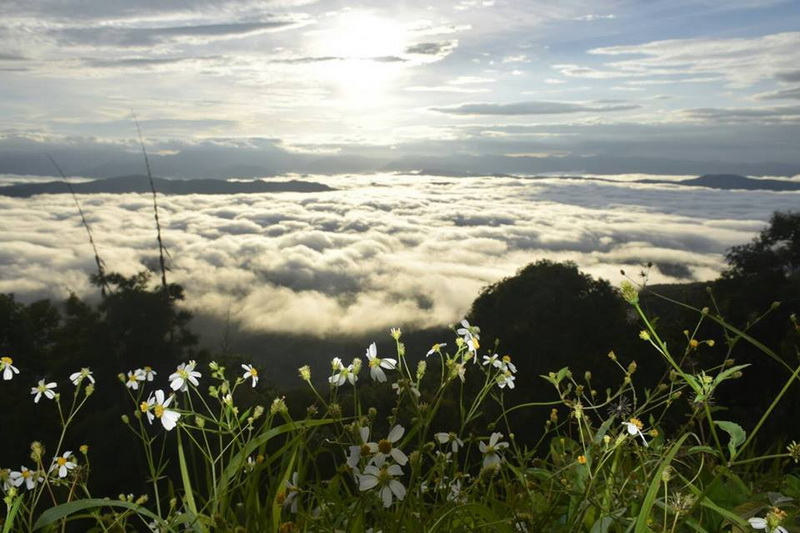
725, 211, 800, 280
1, 289, 798, 532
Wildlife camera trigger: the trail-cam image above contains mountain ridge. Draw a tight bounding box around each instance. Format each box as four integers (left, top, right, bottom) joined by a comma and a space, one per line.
0, 174, 334, 197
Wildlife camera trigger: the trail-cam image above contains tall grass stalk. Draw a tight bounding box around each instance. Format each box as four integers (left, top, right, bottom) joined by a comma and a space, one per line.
46, 153, 109, 297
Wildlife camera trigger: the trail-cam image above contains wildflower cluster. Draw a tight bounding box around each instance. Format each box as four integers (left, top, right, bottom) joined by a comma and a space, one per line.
1, 291, 799, 533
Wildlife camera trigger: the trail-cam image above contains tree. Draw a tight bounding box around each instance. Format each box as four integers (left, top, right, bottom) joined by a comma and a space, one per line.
466, 260, 639, 442
725, 211, 800, 280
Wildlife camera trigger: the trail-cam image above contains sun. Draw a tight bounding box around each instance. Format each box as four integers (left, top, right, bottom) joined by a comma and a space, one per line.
325, 10, 407, 59
310, 10, 409, 107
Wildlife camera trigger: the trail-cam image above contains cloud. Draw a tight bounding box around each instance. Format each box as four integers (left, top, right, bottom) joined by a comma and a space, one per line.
1, 173, 798, 340
683, 104, 800, 123
776, 70, 800, 82
756, 86, 800, 100
431, 100, 641, 115
587, 32, 800, 87
574, 14, 616, 21
56, 20, 305, 48
403, 40, 458, 60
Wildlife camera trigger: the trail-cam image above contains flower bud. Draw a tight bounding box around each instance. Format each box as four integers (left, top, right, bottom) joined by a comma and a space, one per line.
620, 281, 639, 305
30, 441, 44, 462
270, 397, 287, 416
416, 361, 427, 380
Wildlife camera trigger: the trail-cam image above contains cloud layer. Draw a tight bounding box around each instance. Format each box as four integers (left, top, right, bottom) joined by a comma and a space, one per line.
1, 174, 797, 337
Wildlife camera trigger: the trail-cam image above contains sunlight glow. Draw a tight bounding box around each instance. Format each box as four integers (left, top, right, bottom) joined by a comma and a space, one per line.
311, 10, 409, 107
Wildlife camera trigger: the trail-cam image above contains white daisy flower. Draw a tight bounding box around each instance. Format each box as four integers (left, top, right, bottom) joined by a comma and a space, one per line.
622, 418, 649, 447
748, 507, 789, 533
435, 432, 464, 453
497, 371, 516, 389
479, 432, 509, 468
125, 370, 145, 390
366, 342, 397, 382
50, 452, 77, 478
142, 389, 181, 431
1, 356, 20, 381
69, 368, 95, 386
425, 343, 447, 357
140, 366, 157, 381
456, 319, 479, 340
241, 364, 259, 387
9, 466, 43, 490
358, 464, 406, 508
347, 426, 372, 469
283, 471, 300, 513
31, 379, 57, 403
370, 425, 408, 466
169, 360, 201, 392
328, 357, 356, 387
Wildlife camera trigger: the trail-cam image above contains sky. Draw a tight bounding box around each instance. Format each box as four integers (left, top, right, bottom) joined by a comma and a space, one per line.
1, 0, 800, 346
1, 0, 800, 177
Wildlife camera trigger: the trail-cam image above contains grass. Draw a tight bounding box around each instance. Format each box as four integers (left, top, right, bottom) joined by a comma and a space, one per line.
1, 282, 799, 532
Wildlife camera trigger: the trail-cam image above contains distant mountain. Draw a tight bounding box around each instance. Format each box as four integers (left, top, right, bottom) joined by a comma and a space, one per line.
0, 175, 334, 197
411, 170, 800, 192
637, 174, 800, 191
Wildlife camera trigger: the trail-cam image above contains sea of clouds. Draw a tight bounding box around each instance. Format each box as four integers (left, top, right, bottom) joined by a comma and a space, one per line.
1, 173, 798, 338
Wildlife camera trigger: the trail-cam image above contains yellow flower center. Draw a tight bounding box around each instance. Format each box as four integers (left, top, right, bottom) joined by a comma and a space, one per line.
577, 455, 587, 464
154, 405, 165, 419
21, 470, 31, 479
144, 366, 152, 372
360, 444, 371, 456
1, 356, 12, 365
369, 358, 381, 368
57, 457, 67, 467
502, 355, 512, 363
378, 439, 393, 454
629, 417, 643, 430
249, 368, 258, 377
140, 402, 149, 413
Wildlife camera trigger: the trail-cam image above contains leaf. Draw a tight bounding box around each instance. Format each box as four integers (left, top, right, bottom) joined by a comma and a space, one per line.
33, 499, 165, 531
713, 364, 751, 387
634, 433, 690, 533
714, 420, 746, 459
590, 517, 614, 533
3, 494, 24, 533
